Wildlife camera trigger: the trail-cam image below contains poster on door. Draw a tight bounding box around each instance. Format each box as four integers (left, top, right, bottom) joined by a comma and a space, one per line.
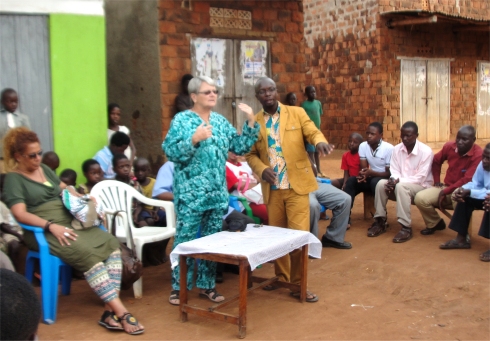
240, 41, 268, 85
192, 38, 226, 87
478, 62, 490, 116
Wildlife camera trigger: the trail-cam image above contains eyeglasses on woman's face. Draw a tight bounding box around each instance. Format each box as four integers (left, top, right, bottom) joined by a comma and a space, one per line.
23, 150, 43, 159
197, 90, 219, 96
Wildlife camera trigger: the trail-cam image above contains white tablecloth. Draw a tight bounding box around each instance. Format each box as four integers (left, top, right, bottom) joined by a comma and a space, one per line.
170, 224, 322, 271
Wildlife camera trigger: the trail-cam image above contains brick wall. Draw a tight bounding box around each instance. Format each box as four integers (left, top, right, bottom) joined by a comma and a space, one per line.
379, 0, 490, 21
304, 0, 489, 148
304, 0, 380, 148
380, 21, 489, 140
158, 0, 306, 138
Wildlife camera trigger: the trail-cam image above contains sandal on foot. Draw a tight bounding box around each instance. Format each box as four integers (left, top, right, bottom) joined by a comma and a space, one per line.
479, 249, 490, 262
439, 239, 471, 249
290, 290, 319, 303
118, 312, 144, 335
169, 290, 180, 306
367, 218, 388, 237
199, 288, 225, 303
393, 226, 412, 243
98, 310, 123, 331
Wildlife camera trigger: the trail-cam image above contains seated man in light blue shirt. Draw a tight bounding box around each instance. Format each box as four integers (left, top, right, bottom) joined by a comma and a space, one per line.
93, 131, 130, 179
152, 161, 175, 201
440, 143, 490, 262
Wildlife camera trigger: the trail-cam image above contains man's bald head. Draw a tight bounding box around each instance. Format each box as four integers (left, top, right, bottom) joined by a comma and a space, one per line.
254, 77, 276, 93
456, 125, 476, 156
458, 125, 476, 138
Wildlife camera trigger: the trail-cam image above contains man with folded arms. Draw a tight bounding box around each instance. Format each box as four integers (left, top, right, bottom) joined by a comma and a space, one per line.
414, 126, 482, 235
368, 121, 433, 242
439, 143, 490, 262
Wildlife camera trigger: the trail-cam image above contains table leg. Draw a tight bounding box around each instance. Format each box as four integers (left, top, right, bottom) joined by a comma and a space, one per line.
179, 255, 188, 322
299, 245, 308, 302
238, 260, 248, 338
247, 265, 252, 289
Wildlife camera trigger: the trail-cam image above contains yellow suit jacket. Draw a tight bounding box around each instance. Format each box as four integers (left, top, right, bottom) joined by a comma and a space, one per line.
245, 103, 328, 204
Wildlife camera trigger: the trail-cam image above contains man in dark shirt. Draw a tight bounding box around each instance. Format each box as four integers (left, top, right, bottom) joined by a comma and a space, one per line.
174, 74, 194, 115
414, 125, 482, 235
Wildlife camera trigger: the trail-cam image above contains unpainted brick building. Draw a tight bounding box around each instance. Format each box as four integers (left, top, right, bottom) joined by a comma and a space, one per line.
303, 0, 490, 148
106, 0, 309, 168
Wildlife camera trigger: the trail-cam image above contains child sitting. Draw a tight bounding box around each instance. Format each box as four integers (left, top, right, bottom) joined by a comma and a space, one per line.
59, 168, 77, 187
134, 158, 166, 227
41, 151, 60, 172
0, 175, 23, 271
78, 159, 103, 195
331, 133, 363, 190
112, 154, 146, 227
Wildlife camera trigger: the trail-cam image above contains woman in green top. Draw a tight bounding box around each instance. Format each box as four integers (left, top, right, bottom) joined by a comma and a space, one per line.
2, 127, 144, 335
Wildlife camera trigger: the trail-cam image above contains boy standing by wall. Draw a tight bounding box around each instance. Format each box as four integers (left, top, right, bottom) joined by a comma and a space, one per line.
301, 86, 326, 177
0, 89, 30, 173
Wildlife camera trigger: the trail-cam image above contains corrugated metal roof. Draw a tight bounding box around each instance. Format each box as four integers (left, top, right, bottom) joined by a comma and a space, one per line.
380, 9, 490, 23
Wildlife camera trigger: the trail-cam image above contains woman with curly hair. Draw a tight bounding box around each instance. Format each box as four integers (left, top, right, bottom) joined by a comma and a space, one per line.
2, 127, 144, 335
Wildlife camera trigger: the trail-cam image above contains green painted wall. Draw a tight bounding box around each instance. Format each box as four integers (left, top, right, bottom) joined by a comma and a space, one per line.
50, 14, 107, 182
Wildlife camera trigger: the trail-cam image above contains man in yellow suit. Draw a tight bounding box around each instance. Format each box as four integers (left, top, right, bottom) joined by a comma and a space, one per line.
246, 77, 334, 302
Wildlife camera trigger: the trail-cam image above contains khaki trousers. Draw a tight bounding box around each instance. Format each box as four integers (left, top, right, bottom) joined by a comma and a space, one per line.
268, 189, 309, 284
414, 187, 456, 228
374, 180, 425, 228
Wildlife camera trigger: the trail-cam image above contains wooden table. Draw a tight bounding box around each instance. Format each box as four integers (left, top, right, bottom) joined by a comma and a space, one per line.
170, 225, 321, 338
178, 245, 309, 339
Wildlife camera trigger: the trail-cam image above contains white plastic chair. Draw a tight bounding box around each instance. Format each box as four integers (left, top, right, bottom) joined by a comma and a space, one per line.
91, 180, 176, 298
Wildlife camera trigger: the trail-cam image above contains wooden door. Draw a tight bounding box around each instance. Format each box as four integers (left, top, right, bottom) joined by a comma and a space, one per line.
0, 14, 53, 151
191, 38, 270, 131
477, 61, 490, 138
400, 59, 450, 143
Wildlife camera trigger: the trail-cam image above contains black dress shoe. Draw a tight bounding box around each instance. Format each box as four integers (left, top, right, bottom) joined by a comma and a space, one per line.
321, 236, 352, 249
420, 219, 446, 235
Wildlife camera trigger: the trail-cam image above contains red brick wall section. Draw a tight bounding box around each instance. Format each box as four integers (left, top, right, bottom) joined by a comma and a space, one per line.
379, 0, 490, 21
304, 0, 490, 148
380, 22, 489, 141
304, 0, 380, 148
158, 0, 306, 138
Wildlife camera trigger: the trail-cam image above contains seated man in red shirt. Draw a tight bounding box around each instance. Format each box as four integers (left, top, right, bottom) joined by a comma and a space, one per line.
225, 152, 268, 224
414, 125, 482, 235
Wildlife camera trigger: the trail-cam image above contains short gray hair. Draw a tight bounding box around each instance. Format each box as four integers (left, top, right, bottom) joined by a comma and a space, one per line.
188, 76, 216, 94
254, 77, 275, 93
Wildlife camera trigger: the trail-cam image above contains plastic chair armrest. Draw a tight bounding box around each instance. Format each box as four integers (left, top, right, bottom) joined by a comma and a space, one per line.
19, 223, 50, 258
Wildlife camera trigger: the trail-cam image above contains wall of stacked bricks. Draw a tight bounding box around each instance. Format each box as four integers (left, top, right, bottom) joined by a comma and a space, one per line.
303, 0, 489, 149
158, 0, 306, 138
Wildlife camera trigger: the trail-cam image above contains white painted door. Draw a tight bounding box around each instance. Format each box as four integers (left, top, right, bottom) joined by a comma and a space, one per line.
0, 14, 53, 151
190, 38, 270, 131
477, 61, 490, 138
401, 59, 450, 143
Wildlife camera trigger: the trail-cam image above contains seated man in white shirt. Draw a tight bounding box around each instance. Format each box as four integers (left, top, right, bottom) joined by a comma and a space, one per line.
343, 122, 394, 225
369, 121, 434, 243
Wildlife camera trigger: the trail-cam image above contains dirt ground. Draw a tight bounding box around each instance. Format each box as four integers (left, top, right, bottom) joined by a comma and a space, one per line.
37, 149, 490, 340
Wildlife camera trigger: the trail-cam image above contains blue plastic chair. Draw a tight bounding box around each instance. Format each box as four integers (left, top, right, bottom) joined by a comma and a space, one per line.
316, 178, 331, 213
21, 223, 72, 325
229, 195, 261, 224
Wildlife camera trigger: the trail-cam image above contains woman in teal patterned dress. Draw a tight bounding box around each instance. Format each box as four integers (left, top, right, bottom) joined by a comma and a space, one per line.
163, 76, 259, 305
